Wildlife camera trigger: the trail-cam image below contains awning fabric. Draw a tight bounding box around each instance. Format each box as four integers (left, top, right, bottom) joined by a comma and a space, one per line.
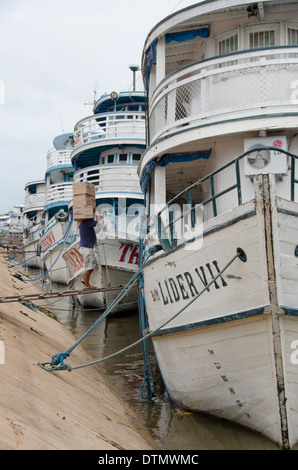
165, 28, 209, 43
140, 150, 210, 193
145, 28, 209, 83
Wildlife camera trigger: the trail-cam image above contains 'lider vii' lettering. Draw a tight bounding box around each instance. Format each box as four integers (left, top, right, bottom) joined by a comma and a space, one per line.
152, 259, 228, 305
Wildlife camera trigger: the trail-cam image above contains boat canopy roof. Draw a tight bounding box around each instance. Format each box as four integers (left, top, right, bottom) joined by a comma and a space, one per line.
142, 0, 298, 54
93, 91, 145, 115
24, 179, 45, 192
53, 133, 74, 151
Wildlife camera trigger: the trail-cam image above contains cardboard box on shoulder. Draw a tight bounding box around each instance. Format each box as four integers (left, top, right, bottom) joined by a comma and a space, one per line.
72, 182, 96, 221
73, 182, 95, 197
73, 204, 95, 221
74, 193, 96, 206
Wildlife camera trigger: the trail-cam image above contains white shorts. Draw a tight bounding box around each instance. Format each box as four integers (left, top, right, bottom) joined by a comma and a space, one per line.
79, 247, 97, 270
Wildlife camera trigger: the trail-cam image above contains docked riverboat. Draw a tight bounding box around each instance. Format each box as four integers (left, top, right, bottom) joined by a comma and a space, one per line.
138, 0, 298, 449
63, 86, 146, 311
0, 203, 25, 245
39, 133, 74, 284
23, 180, 46, 268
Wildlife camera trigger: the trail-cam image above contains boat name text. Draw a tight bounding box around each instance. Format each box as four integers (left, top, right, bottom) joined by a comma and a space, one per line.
40, 230, 56, 251
64, 249, 84, 275
119, 242, 139, 265
151, 259, 228, 305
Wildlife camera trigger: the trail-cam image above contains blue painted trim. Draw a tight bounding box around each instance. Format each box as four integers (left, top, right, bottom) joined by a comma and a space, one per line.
277, 207, 298, 218
95, 191, 144, 196
45, 164, 73, 175
283, 307, 298, 317
44, 201, 70, 211
149, 307, 265, 337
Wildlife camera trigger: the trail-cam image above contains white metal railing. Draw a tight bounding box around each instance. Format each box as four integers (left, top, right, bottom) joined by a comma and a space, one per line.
74, 165, 141, 194
24, 192, 46, 212
149, 46, 298, 145
47, 149, 72, 169
45, 182, 73, 205
73, 111, 146, 148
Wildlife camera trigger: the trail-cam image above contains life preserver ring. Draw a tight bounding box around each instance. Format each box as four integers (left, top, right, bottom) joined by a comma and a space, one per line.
55, 210, 68, 222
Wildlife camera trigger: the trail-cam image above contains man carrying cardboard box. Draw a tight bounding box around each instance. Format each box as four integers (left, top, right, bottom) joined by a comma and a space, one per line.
78, 208, 102, 289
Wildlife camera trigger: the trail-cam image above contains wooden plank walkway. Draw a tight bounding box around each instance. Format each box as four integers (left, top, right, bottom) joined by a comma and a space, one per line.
0, 284, 125, 303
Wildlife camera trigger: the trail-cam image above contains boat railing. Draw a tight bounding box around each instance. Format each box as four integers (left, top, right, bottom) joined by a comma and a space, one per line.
148, 46, 298, 145
45, 182, 73, 206
73, 111, 146, 148
73, 165, 141, 195
46, 149, 72, 169
23, 219, 44, 242
152, 147, 298, 252
24, 192, 46, 212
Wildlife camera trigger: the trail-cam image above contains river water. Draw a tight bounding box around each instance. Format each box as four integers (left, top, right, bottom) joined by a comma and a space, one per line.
24, 266, 280, 451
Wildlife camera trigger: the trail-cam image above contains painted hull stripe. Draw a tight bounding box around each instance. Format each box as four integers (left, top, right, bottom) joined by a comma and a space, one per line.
283, 307, 298, 316
149, 307, 265, 337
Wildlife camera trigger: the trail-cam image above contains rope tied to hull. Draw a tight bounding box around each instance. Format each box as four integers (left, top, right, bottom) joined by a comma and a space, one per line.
38, 247, 247, 373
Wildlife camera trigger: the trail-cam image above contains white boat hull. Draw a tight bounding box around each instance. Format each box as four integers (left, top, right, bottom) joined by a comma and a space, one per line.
63, 235, 139, 312
40, 220, 71, 285
142, 179, 298, 449
23, 238, 42, 269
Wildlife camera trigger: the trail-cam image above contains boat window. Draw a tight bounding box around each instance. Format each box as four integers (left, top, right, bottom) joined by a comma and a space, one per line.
119, 153, 128, 163
288, 25, 298, 45
128, 105, 139, 111
100, 156, 105, 164
244, 24, 279, 60
217, 30, 239, 66
132, 154, 141, 163
218, 32, 238, 55
249, 28, 276, 48
86, 170, 98, 183
107, 154, 115, 164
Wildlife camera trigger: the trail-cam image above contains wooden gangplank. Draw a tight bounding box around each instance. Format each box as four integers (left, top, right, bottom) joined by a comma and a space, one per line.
0, 285, 125, 303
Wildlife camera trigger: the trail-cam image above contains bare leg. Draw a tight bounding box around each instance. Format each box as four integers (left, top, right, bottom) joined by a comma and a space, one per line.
84, 269, 94, 288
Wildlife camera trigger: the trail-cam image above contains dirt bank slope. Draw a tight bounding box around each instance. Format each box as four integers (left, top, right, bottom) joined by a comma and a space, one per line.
0, 250, 158, 450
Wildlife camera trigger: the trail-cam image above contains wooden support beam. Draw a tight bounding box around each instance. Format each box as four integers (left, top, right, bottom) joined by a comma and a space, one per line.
0, 285, 125, 303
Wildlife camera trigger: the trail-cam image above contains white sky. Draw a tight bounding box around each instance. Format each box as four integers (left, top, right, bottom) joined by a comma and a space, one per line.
0, 0, 199, 214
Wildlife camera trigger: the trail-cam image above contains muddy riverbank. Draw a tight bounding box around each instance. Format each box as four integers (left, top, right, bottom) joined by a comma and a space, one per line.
0, 249, 159, 450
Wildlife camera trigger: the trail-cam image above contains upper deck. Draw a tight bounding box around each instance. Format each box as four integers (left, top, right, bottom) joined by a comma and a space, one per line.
44, 133, 74, 216
71, 91, 146, 170
24, 180, 46, 215
140, 0, 298, 170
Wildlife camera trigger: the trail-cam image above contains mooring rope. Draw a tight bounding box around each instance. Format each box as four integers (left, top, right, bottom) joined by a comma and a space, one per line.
38, 247, 247, 373
9, 221, 72, 270
11, 222, 72, 284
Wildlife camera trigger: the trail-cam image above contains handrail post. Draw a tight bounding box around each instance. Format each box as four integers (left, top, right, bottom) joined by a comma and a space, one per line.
210, 175, 217, 217
235, 159, 242, 206
291, 155, 295, 202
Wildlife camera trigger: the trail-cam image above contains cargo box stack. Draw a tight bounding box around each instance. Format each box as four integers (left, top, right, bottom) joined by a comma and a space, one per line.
72, 182, 96, 220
